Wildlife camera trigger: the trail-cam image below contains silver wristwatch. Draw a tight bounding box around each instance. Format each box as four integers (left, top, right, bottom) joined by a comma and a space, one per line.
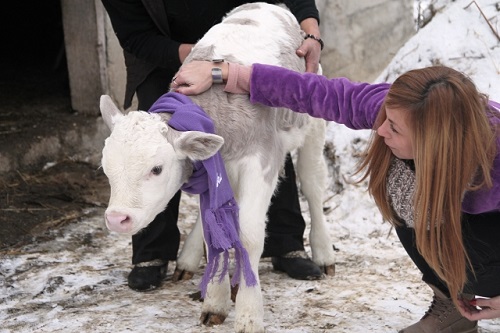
211, 67, 223, 84
212, 58, 224, 84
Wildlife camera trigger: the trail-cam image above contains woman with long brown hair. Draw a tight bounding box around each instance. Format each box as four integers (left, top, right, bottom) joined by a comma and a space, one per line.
172, 61, 500, 332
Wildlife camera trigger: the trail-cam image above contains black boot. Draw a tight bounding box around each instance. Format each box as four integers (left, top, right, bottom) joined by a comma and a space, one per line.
127, 259, 167, 291
272, 250, 323, 280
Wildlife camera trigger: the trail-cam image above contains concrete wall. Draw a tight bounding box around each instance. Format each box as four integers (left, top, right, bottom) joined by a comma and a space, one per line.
61, 0, 107, 115
102, 13, 129, 111
317, 0, 415, 81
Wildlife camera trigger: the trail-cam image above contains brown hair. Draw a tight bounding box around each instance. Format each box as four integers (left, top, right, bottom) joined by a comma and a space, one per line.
357, 66, 497, 304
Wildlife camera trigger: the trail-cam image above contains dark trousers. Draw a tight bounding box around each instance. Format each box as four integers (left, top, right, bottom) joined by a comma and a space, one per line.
131, 68, 306, 264
396, 211, 500, 297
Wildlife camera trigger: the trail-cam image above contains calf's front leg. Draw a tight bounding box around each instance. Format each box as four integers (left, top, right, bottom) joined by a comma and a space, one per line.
174, 212, 204, 281
233, 160, 277, 333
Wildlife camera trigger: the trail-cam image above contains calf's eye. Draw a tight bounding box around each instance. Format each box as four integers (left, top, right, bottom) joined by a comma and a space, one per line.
151, 166, 163, 175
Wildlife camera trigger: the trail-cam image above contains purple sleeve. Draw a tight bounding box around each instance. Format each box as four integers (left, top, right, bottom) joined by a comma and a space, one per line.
462, 145, 500, 214
249, 63, 390, 130
462, 102, 500, 214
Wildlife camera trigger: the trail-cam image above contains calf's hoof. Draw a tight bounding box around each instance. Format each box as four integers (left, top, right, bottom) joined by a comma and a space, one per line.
323, 264, 335, 276
172, 267, 194, 281
200, 311, 227, 326
188, 290, 203, 301
231, 284, 239, 303
235, 317, 266, 333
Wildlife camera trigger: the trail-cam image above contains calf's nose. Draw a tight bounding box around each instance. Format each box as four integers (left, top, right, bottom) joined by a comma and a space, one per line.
105, 212, 132, 233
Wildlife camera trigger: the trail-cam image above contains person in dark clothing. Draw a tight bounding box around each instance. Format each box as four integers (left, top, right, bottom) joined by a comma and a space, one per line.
101, 0, 326, 291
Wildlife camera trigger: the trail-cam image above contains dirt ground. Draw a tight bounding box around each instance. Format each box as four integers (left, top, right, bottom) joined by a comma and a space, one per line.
0, 160, 109, 250
0, 60, 109, 251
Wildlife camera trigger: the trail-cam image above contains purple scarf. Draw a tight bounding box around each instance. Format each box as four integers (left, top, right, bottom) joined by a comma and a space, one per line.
149, 92, 257, 296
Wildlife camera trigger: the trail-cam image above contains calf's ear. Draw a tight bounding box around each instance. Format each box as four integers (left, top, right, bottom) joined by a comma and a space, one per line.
100, 95, 124, 131
173, 131, 224, 161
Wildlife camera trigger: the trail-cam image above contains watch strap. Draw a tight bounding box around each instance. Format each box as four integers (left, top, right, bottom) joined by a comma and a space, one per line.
212, 67, 223, 84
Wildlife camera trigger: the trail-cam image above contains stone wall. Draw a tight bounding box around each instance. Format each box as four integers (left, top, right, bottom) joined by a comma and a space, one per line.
317, 0, 415, 81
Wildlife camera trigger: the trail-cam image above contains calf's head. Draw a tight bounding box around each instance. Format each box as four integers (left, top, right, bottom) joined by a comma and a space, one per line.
99, 95, 224, 235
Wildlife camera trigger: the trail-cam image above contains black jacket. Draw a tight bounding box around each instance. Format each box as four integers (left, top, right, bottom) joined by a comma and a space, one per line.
101, 0, 319, 109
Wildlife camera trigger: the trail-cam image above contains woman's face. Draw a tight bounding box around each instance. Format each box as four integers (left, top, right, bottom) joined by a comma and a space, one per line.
377, 107, 414, 159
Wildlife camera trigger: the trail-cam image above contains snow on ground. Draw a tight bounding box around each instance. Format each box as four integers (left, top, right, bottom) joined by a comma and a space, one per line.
1, 0, 499, 332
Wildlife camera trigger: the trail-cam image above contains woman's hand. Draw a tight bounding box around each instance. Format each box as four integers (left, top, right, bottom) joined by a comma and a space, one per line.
171, 61, 224, 95
457, 295, 500, 320
296, 37, 321, 74
297, 17, 322, 74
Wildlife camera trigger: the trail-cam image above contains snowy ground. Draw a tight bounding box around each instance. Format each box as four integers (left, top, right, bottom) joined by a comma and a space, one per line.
1, 0, 499, 332
1, 127, 499, 333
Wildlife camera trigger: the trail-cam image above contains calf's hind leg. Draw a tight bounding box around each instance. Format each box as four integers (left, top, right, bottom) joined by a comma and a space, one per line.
297, 119, 335, 275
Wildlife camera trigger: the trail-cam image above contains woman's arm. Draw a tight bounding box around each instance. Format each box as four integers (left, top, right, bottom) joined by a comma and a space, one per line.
173, 61, 390, 130
248, 64, 389, 129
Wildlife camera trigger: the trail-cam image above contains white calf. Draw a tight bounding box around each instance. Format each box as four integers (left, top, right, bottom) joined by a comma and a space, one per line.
100, 3, 335, 332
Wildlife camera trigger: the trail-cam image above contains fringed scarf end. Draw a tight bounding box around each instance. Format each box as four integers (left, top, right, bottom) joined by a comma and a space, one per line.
199, 199, 257, 297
